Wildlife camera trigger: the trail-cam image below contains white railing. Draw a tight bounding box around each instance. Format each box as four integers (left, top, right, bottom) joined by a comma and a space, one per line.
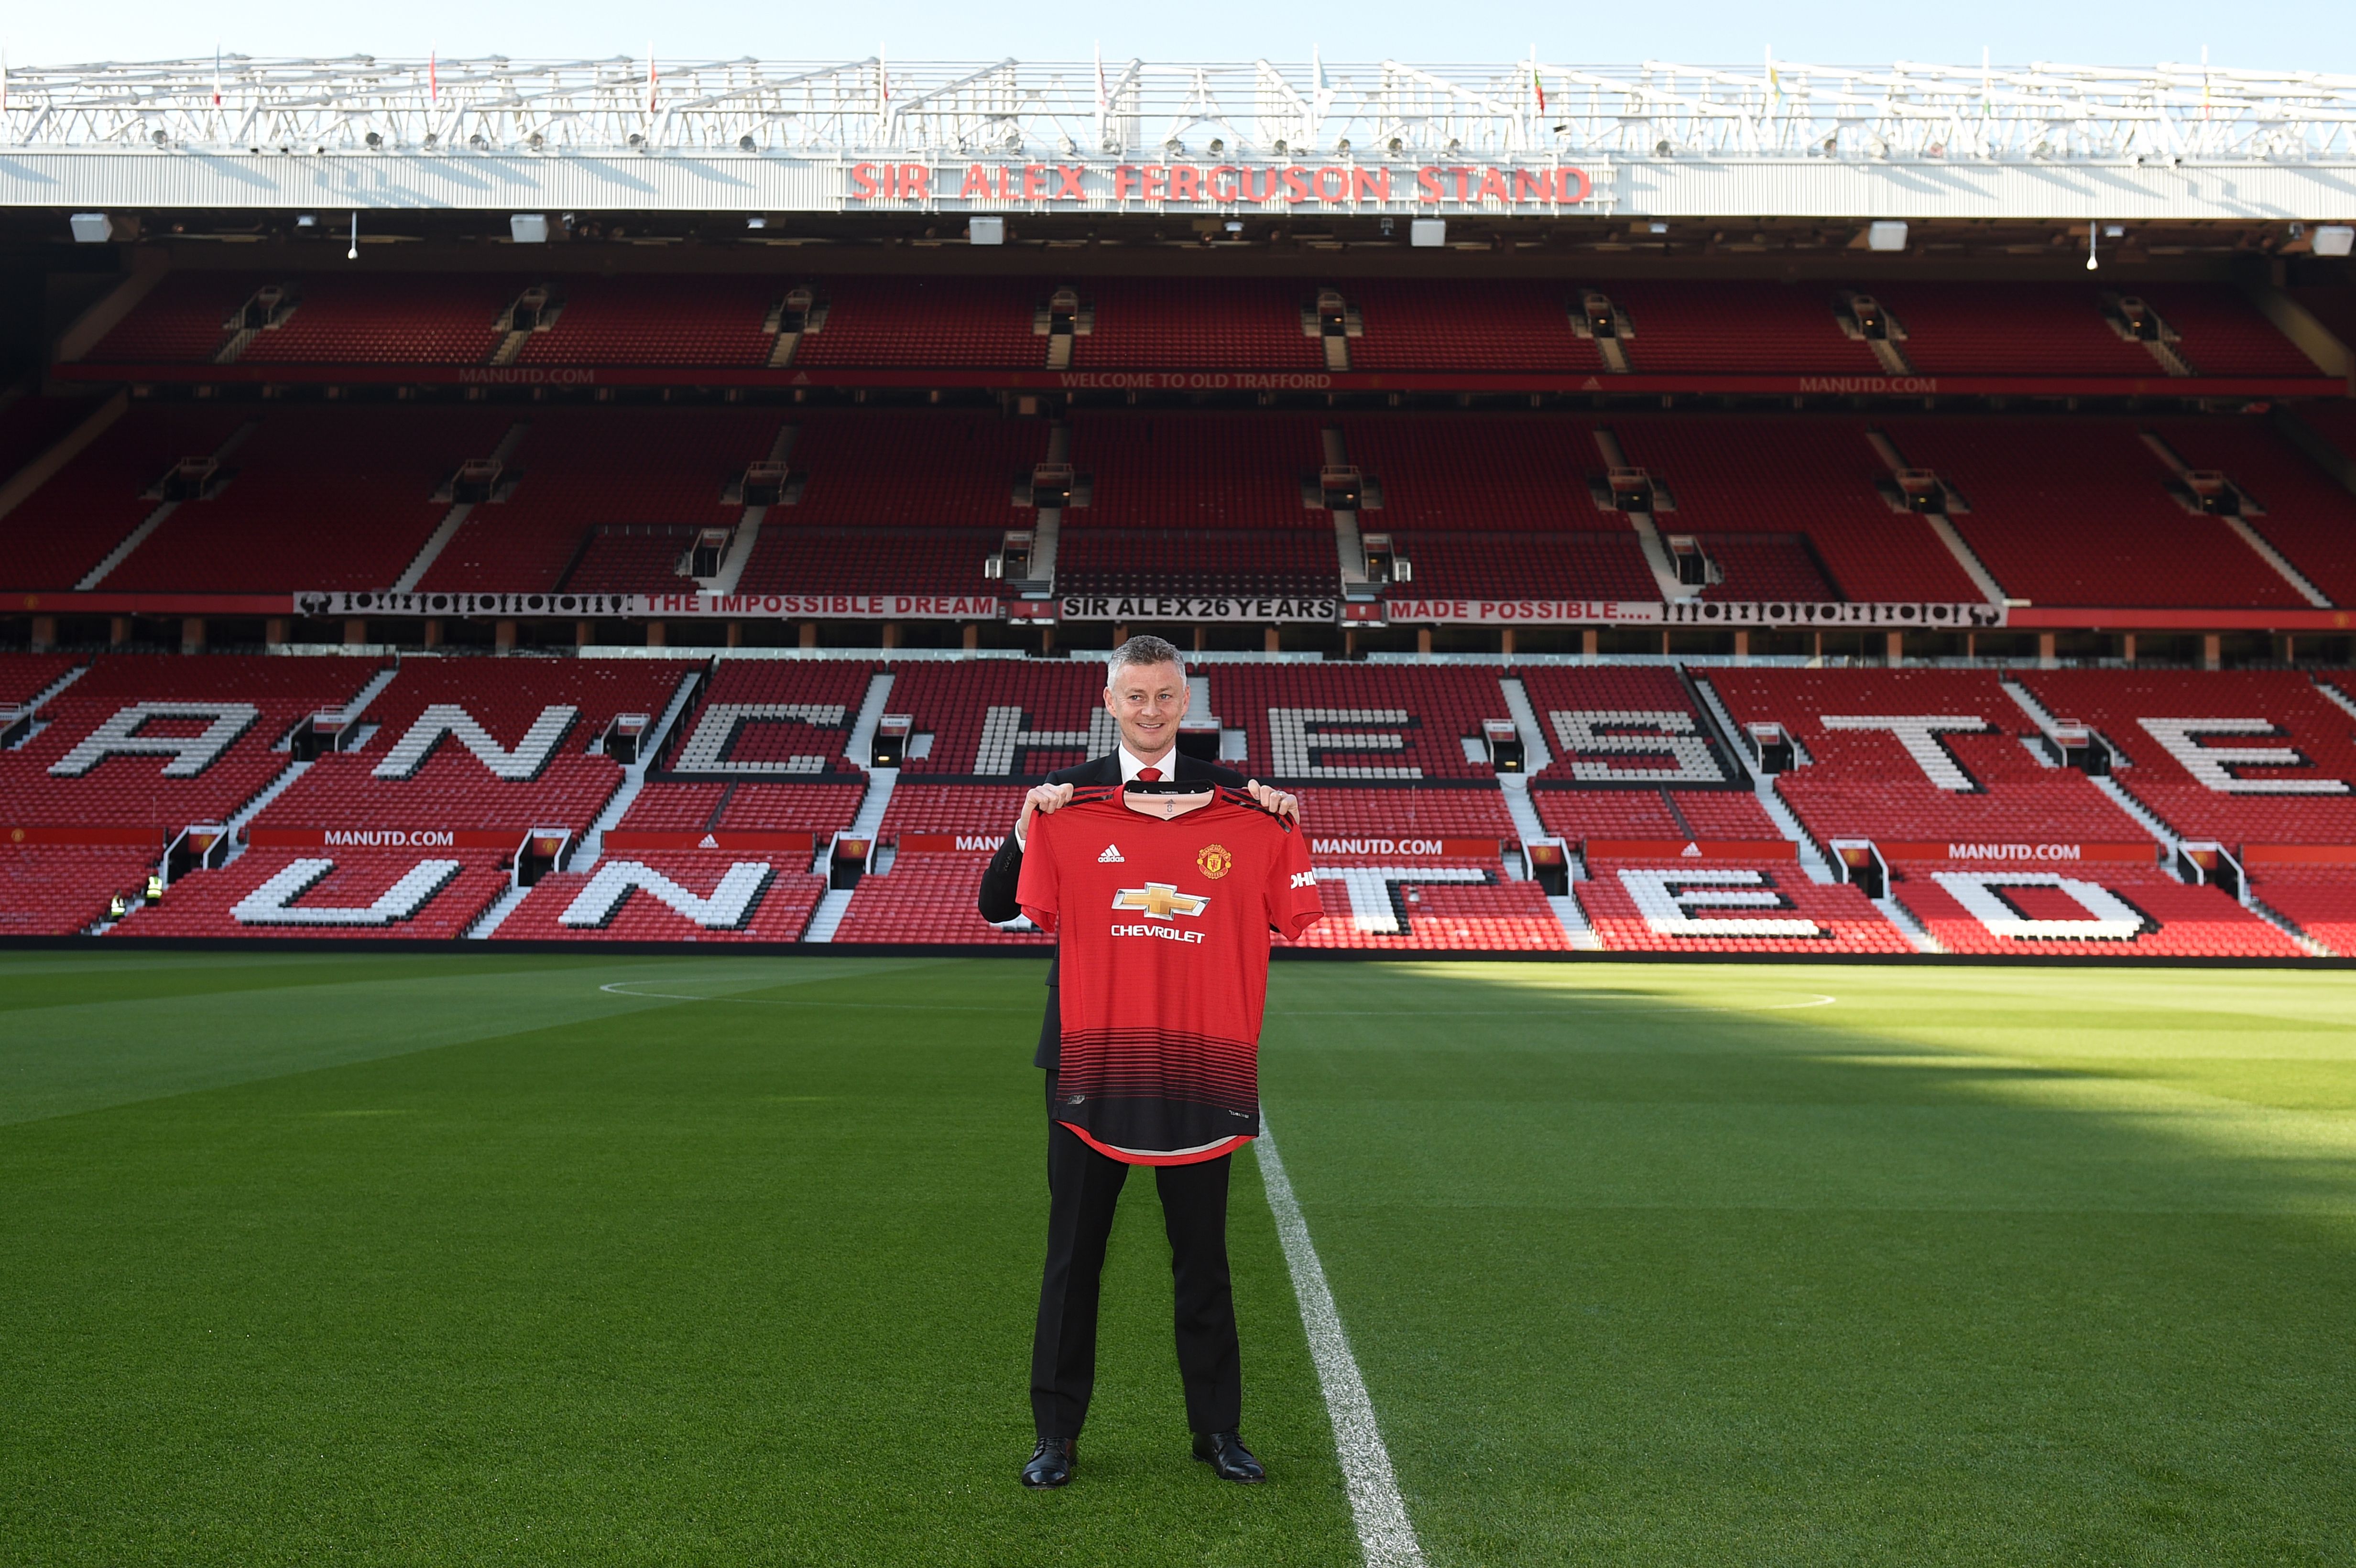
2, 55, 2352, 163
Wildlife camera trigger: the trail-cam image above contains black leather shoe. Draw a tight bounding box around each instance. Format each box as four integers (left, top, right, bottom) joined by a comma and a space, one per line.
1021, 1437, 1076, 1489
1192, 1430, 1266, 1483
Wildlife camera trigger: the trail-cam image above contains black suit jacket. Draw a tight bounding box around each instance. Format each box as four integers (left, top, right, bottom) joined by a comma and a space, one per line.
976, 750, 1248, 1068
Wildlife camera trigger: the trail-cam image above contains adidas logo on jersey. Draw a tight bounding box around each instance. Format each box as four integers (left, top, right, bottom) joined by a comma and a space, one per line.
1098, 844, 1125, 863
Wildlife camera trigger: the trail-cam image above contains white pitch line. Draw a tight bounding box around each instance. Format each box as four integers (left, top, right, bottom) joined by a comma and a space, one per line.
1254, 1118, 1427, 1568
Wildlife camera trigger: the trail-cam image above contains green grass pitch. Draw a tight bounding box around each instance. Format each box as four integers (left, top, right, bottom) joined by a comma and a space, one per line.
4, 951, 2354, 1566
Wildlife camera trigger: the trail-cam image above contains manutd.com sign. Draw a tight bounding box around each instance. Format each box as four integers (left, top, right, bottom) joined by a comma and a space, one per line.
848, 160, 1601, 211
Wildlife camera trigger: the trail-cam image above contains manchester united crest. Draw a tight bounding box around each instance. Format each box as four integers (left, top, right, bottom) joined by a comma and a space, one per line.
1196, 843, 1233, 880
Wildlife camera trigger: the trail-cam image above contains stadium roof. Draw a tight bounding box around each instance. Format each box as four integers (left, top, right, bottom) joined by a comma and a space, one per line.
3, 56, 2354, 221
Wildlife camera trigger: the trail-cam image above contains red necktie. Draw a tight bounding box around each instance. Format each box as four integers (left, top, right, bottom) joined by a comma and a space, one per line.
1136, 767, 1162, 782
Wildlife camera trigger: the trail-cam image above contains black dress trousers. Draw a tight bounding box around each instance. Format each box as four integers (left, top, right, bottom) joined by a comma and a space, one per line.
1030, 1071, 1243, 1440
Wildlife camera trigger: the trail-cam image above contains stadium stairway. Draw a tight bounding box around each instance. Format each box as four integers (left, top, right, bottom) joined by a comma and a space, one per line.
76, 420, 260, 590
802, 668, 900, 942
466, 656, 709, 938
392, 421, 530, 592
1688, 674, 1837, 882
1492, 676, 1600, 948
803, 766, 897, 943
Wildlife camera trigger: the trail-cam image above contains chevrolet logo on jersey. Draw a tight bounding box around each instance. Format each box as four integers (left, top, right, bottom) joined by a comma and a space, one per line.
1111, 882, 1208, 921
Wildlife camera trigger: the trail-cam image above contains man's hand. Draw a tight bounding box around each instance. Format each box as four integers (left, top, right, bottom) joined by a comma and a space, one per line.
1015, 782, 1075, 844
1244, 779, 1299, 823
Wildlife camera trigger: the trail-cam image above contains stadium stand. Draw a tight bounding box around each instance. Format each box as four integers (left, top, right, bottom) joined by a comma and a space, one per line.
2124, 285, 2323, 378
252, 656, 689, 834
512, 275, 779, 366
102, 405, 517, 592
790, 276, 1042, 369
0, 651, 86, 707
1518, 665, 1733, 783
1342, 281, 1605, 374
832, 851, 1050, 944
82, 272, 278, 362
1705, 668, 2155, 849
1861, 282, 2155, 377
1891, 861, 2301, 957
658, 657, 873, 776
1055, 528, 1337, 599
878, 783, 1028, 838
0, 403, 252, 588
782, 406, 1058, 518
0, 396, 102, 489
2246, 863, 2356, 956
1284, 863, 1572, 951
1076, 279, 1323, 371
1, 652, 382, 829
1599, 281, 1884, 375
1888, 417, 2313, 607
115, 848, 512, 939
1068, 411, 1319, 531
2016, 670, 2356, 847
1577, 853, 1911, 953
495, 852, 827, 941
732, 410, 1044, 599
0, 845, 157, 936
1208, 662, 1514, 780
1605, 416, 1987, 603
737, 526, 1006, 598
887, 660, 1116, 778
716, 785, 869, 833
233, 274, 517, 364
417, 407, 785, 592
1326, 412, 1662, 599
1291, 784, 1515, 840
2137, 416, 2356, 605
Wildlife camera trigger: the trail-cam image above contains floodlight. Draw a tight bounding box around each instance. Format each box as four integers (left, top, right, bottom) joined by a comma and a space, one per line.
739, 134, 757, 152
1866, 220, 1909, 251
150, 129, 169, 148
2314, 226, 2355, 258
511, 213, 550, 244
969, 217, 1005, 245
1410, 218, 1446, 248
365, 131, 383, 149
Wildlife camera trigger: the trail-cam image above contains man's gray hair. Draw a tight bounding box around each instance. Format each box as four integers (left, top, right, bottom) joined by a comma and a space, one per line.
1105, 633, 1186, 684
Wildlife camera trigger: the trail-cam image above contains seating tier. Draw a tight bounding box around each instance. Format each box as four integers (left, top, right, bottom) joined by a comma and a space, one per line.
2018, 670, 2356, 847
831, 851, 1049, 944
1892, 862, 2301, 957
0, 846, 158, 935
117, 849, 510, 938
496, 853, 825, 941
254, 658, 687, 835
1, 653, 382, 831
1578, 856, 1910, 953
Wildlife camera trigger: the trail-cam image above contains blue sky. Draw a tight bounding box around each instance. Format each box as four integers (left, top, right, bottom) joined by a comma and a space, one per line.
4, 0, 2349, 73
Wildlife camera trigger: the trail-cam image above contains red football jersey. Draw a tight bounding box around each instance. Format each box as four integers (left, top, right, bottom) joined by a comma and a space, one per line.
1017, 789, 1323, 1165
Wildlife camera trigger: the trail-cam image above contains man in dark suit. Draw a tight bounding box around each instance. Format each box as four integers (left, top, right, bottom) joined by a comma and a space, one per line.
978, 634, 1298, 1490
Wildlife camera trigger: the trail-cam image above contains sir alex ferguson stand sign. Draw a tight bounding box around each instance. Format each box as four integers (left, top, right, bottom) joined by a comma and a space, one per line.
844, 159, 1603, 212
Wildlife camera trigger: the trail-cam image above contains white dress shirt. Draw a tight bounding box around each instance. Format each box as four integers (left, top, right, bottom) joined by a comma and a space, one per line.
1015, 743, 1176, 849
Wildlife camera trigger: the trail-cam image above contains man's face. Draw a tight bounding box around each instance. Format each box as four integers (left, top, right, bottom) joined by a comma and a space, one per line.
1104, 659, 1190, 760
